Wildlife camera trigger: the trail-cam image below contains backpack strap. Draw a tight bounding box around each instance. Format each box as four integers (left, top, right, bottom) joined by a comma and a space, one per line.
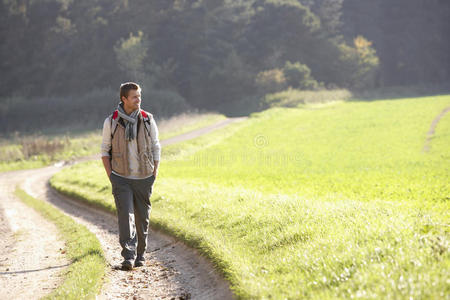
110, 110, 119, 139
140, 109, 153, 139
110, 109, 153, 139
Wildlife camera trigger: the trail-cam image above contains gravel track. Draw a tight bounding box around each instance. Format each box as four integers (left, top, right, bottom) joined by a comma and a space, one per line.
0, 170, 69, 300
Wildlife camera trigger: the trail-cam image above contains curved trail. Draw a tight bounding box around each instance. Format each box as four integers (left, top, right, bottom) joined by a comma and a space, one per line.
0, 170, 69, 299
161, 117, 247, 146
422, 106, 450, 152
0, 117, 247, 299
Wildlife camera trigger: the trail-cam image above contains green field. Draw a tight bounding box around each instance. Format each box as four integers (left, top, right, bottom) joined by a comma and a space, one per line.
51, 95, 450, 299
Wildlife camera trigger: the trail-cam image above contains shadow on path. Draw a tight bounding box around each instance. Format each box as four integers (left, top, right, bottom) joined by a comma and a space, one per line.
0, 263, 71, 275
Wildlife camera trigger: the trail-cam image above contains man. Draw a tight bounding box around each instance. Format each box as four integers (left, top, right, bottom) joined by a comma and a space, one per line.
101, 82, 161, 270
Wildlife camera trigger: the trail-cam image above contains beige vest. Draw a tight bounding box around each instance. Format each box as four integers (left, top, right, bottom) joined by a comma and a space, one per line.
110, 113, 154, 177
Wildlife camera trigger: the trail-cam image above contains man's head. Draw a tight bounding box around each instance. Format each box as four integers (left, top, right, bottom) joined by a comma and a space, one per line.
120, 82, 141, 113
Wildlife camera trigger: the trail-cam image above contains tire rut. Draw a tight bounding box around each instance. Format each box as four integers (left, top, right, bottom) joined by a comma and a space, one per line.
422, 106, 450, 152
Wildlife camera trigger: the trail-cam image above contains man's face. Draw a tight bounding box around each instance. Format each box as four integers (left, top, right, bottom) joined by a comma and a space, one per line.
122, 89, 141, 112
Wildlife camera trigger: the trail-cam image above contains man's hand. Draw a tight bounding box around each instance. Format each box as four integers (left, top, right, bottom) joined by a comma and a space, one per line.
153, 160, 159, 177
102, 156, 113, 181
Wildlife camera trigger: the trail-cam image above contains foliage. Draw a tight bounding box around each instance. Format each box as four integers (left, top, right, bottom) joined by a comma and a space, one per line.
282, 61, 319, 90
255, 68, 287, 95
114, 31, 149, 83
342, 0, 450, 87
338, 36, 380, 90
0, 0, 394, 113
1, 0, 448, 129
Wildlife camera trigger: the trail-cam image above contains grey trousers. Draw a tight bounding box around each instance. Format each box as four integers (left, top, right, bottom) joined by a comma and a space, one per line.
110, 172, 155, 263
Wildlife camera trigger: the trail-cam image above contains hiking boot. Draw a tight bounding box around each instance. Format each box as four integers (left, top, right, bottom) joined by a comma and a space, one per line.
121, 260, 133, 271
134, 257, 145, 268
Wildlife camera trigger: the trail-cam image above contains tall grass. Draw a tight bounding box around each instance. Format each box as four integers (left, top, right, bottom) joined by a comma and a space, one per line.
51, 94, 450, 299
264, 89, 352, 108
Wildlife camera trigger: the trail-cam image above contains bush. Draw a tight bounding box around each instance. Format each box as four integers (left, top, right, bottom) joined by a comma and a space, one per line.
337, 36, 379, 90
282, 61, 319, 90
255, 68, 287, 95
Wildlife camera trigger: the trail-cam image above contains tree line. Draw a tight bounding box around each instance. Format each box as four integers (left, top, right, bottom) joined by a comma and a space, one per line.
1, 0, 448, 113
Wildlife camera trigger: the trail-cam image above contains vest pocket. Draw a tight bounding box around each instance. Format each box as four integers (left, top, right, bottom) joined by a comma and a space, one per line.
111, 152, 125, 174
139, 151, 153, 174
145, 152, 152, 166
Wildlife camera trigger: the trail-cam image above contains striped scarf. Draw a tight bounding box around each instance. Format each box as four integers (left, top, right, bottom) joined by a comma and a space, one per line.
117, 102, 140, 141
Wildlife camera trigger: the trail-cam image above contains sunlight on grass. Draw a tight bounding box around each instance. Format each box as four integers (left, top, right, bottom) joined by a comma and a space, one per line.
51, 95, 450, 299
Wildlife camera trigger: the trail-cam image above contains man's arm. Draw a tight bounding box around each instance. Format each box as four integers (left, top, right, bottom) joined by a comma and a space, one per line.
102, 156, 112, 179
100, 117, 113, 179
153, 160, 159, 177
150, 117, 161, 177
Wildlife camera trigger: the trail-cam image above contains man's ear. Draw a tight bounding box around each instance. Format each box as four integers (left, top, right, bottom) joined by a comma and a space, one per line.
121, 96, 127, 103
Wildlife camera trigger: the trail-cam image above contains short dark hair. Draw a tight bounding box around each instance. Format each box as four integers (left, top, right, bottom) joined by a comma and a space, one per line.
120, 82, 141, 102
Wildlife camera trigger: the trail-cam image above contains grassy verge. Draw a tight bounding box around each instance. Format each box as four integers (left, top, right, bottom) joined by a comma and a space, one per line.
50, 95, 449, 298
14, 187, 107, 299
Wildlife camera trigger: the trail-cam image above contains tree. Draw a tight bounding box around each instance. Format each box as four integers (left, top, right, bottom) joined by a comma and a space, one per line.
337, 36, 379, 90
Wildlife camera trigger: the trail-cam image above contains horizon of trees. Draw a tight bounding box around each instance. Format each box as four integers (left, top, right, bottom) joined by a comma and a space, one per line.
1, 0, 449, 114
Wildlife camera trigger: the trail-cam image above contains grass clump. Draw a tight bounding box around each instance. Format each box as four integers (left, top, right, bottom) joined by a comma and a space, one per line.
14, 187, 107, 300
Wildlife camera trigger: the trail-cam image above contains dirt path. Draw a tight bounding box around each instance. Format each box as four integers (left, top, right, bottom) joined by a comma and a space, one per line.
422, 106, 450, 152
0, 117, 245, 299
161, 117, 247, 146
0, 170, 69, 300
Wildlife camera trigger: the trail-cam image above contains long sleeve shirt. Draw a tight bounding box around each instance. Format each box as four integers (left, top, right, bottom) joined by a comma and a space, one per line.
101, 115, 161, 179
